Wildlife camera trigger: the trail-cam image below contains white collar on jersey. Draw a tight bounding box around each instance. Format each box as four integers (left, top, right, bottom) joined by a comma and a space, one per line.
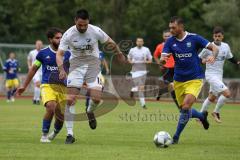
176, 31, 188, 42
48, 45, 57, 53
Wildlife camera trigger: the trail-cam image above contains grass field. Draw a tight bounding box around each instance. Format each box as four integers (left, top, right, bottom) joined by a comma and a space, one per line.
0, 99, 240, 160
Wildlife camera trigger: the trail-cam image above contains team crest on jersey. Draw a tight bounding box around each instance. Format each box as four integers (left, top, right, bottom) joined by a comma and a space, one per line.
173, 44, 177, 47
187, 42, 191, 48
86, 38, 91, 43
46, 56, 51, 59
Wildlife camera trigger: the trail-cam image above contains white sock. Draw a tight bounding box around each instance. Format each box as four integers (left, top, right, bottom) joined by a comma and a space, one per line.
138, 92, 145, 107
131, 87, 138, 92
200, 98, 212, 112
214, 95, 228, 113
34, 87, 41, 101
65, 105, 75, 136
87, 99, 98, 113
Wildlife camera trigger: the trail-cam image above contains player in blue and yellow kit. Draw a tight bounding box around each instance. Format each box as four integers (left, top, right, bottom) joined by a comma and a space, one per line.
3, 52, 20, 102
161, 17, 219, 144
16, 28, 70, 143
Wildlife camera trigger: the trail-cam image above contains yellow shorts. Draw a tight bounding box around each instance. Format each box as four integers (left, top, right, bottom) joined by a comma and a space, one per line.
5, 79, 19, 88
40, 84, 66, 109
174, 79, 203, 106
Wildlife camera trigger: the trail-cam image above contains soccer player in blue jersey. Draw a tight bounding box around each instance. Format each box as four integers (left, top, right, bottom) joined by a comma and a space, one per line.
3, 52, 20, 102
160, 16, 219, 144
16, 28, 71, 143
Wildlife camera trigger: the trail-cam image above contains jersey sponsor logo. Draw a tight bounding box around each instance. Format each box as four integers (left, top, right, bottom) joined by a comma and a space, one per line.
46, 56, 51, 59
86, 38, 91, 42
187, 42, 191, 47
175, 53, 192, 58
46, 65, 58, 71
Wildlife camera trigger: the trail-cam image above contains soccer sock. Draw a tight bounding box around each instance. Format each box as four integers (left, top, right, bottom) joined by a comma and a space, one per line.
34, 87, 41, 101
214, 95, 228, 113
191, 108, 204, 121
11, 88, 17, 97
54, 120, 63, 134
173, 109, 190, 140
85, 96, 90, 111
200, 98, 212, 112
138, 91, 145, 107
42, 119, 51, 135
87, 99, 98, 113
65, 105, 75, 136
7, 90, 11, 100
170, 90, 180, 109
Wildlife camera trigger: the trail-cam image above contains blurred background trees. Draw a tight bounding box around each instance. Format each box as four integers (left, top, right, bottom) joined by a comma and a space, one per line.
0, 0, 239, 77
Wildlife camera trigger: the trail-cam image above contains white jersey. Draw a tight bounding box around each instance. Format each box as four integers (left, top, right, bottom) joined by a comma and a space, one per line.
59, 24, 109, 61
199, 42, 233, 78
128, 46, 152, 78
28, 49, 42, 79
28, 49, 39, 65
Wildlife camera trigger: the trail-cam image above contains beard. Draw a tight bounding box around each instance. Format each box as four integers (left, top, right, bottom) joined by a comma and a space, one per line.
52, 42, 59, 50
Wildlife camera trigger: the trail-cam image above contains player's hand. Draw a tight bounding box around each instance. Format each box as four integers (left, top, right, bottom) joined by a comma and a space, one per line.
106, 69, 110, 75
15, 87, 26, 96
116, 53, 126, 63
206, 55, 215, 64
237, 61, 240, 65
59, 69, 67, 80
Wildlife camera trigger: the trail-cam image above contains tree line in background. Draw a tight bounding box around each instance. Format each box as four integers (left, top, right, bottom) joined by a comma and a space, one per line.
0, 0, 239, 77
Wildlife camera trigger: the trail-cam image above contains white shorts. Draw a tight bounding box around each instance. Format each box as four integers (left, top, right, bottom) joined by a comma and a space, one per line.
67, 65, 102, 89
206, 76, 228, 96
131, 71, 147, 87
33, 70, 42, 83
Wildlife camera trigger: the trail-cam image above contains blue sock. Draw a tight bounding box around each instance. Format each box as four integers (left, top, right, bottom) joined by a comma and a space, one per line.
85, 96, 90, 110
191, 108, 204, 121
7, 90, 11, 100
54, 121, 63, 134
173, 109, 190, 140
11, 88, 17, 96
42, 119, 51, 134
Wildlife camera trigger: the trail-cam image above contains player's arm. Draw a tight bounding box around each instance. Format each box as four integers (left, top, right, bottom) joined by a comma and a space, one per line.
56, 49, 67, 80
16, 61, 40, 95
154, 46, 161, 64
145, 49, 152, 64
102, 59, 110, 74
228, 57, 240, 65
205, 43, 219, 64
103, 38, 126, 62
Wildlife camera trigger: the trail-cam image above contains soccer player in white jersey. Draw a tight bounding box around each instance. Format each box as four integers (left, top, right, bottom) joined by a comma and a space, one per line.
56, 9, 124, 144
27, 40, 43, 105
128, 38, 152, 109
199, 26, 240, 123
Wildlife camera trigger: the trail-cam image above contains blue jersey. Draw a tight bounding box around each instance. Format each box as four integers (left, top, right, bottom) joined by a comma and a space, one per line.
162, 32, 209, 82
36, 46, 70, 85
3, 59, 19, 79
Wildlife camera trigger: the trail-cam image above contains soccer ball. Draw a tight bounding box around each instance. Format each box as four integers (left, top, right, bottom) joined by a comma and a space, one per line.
153, 131, 172, 148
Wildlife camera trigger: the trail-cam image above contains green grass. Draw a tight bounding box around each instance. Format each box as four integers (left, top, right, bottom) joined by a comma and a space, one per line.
0, 99, 240, 160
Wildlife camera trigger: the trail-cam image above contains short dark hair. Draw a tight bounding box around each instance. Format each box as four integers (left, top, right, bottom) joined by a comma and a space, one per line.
213, 26, 224, 34
163, 29, 170, 34
75, 9, 89, 20
46, 27, 62, 39
170, 16, 184, 24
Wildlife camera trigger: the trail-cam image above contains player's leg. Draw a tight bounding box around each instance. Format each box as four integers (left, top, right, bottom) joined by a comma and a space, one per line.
64, 87, 78, 144
41, 100, 56, 143
34, 81, 41, 105
212, 89, 231, 123
172, 80, 209, 144
133, 75, 146, 108
169, 82, 180, 109
10, 78, 19, 102
156, 66, 168, 100
48, 104, 64, 140
86, 84, 102, 129
33, 73, 41, 105
5, 80, 12, 102
200, 93, 216, 112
